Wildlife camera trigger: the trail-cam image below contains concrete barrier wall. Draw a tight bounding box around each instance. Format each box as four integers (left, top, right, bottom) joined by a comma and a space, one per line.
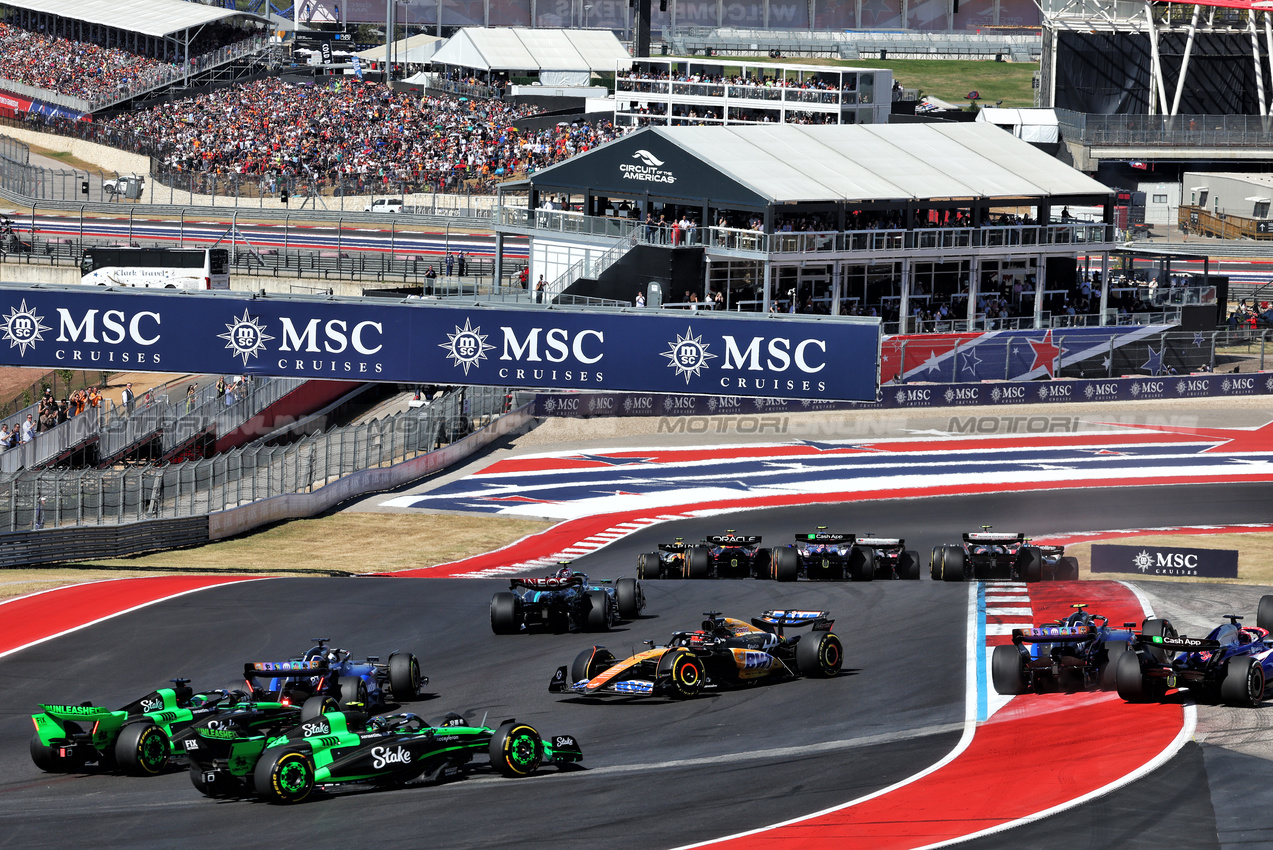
0, 125, 149, 177
207, 405, 534, 540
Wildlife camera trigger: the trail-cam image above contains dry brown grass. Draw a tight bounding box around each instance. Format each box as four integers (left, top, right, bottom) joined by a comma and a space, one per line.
1067, 533, 1273, 584
0, 513, 552, 602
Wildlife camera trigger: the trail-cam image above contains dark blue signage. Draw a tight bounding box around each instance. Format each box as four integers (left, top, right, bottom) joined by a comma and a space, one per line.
534, 372, 1273, 417
1090, 543, 1239, 578
0, 286, 881, 402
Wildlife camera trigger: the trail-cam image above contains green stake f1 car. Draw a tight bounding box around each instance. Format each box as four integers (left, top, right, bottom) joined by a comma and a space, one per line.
30, 680, 328, 776
185, 709, 583, 803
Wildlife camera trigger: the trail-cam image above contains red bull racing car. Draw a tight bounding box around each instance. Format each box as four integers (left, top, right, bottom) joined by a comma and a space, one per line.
549, 610, 843, 699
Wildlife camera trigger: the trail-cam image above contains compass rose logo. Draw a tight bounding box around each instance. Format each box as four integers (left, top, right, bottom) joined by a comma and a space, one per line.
218, 310, 274, 366
439, 318, 493, 375
0, 299, 49, 356
1132, 550, 1153, 573
661, 327, 715, 384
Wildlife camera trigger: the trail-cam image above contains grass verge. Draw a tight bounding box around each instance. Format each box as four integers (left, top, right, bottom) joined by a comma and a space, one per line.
0, 513, 553, 602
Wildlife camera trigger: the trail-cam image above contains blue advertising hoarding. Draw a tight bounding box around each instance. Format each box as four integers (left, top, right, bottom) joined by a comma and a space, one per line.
0, 286, 881, 402
533, 372, 1273, 417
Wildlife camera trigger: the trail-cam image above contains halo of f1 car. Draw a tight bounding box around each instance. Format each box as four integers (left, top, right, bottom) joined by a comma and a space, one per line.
930, 527, 1078, 583
549, 610, 843, 699
490, 563, 645, 634
30, 640, 424, 776
1113, 595, 1273, 707
186, 710, 582, 804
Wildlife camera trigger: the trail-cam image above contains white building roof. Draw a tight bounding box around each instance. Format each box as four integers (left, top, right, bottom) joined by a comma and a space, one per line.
1, 0, 267, 37
430, 27, 631, 73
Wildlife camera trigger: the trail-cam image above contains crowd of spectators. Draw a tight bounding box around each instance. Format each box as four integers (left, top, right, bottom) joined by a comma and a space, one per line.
0, 21, 179, 103
104, 78, 624, 194
0, 386, 103, 451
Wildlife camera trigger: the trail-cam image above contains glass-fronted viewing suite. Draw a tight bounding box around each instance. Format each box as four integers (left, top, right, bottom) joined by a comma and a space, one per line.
615, 59, 892, 127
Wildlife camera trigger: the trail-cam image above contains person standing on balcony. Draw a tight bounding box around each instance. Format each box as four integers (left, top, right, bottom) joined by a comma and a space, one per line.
122, 382, 135, 414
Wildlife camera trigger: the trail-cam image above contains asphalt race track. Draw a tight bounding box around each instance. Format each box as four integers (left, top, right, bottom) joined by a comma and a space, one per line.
2, 483, 1271, 848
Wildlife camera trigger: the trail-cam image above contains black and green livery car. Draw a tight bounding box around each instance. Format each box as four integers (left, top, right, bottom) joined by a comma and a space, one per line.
30, 680, 330, 776
185, 710, 583, 804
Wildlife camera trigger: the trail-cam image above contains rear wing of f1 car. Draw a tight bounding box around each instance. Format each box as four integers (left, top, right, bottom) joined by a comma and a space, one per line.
659, 542, 691, 552
509, 575, 586, 590
751, 609, 834, 636
706, 534, 760, 546
964, 532, 1026, 545
1138, 634, 1223, 652
243, 659, 329, 679
1011, 625, 1096, 644
795, 532, 853, 544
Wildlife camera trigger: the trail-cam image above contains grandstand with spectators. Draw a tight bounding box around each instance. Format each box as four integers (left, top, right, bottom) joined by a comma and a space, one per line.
0, 0, 271, 117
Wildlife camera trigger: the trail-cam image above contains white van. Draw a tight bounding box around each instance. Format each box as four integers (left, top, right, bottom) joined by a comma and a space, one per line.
364, 198, 403, 214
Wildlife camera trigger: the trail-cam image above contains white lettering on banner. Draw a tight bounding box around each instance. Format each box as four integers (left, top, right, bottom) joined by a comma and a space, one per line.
500, 327, 604, 365
277, 318, 382, 355
720, 335, 826, 373
56, 308, 160, 345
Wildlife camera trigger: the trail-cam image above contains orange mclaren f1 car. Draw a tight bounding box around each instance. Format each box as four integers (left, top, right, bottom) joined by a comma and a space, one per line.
549, 610, 843, 699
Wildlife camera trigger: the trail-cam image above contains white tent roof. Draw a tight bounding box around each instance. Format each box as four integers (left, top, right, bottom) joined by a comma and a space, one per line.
554, 124, 1109, 203
353, 33, 443, 63
0, 0, 266, 37
430, 27, 631, 73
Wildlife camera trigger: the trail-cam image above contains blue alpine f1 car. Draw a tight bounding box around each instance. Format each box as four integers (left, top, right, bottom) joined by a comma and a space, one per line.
243, 639, 424, 712
1115, 596, 1273, 706
490, 564, 644, 634
992, 604, 1139, 694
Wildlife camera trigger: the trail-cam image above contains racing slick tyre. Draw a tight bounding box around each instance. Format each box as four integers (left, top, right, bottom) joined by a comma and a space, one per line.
848, 547, 876, 582
30, 733, 81, 773
1259, 595, 1273, 633
490, 592, 521, 635
686, 548, 711, 580
929, 546, 943, 581
388, 652, 422, 700
1056, 556, 1080, 582
300, 695, 339, 722
1115, 650, 1166, 702
115, 722, 171, 776
571, 647, 617, 683
615, 577, 642, 620
1018, 547, 1044, 583
1221, 655, 1266, 707
637, 553, 662, 580
772, 547, 800, 583
489, 722, 544, 777
255, 749, 315, 804
1099, 641, 1130, 691
991, 645, 1028, 695
898, 549, 921, 580
796, 631, 843, 678
1141, 618, 1178, 664
584, 589, 614, 632
658, 648, 706, 698
337, 676, 368, 710
941, 546, 966, 582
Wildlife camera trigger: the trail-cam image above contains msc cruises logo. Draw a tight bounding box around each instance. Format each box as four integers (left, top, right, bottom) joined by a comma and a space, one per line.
661, 326, 715, 383
1, 299, 49, 356
218, 309, 274, 366
631, 150, 665, 167
1133, 550, 1153, 573
440, 317, 493, 375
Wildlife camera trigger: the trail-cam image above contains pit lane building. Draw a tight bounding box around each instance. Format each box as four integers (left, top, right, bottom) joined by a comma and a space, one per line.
494, 123, 1117, 332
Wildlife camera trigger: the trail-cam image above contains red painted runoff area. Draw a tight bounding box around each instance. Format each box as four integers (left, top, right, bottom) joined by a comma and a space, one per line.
702, 581, 1185, 849
0, 576, 259, 656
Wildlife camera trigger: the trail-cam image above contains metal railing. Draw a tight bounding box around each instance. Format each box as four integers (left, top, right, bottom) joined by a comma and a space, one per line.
0, 385, 514, 532
501, 207, 1115, 257
1057, 110, 1273, 149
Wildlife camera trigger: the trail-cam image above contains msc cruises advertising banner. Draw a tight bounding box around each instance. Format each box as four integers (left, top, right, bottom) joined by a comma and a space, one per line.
0, 287, 881, 402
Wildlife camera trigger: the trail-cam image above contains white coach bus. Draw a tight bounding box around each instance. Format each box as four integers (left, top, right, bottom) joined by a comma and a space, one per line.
80, 247, 231, 290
